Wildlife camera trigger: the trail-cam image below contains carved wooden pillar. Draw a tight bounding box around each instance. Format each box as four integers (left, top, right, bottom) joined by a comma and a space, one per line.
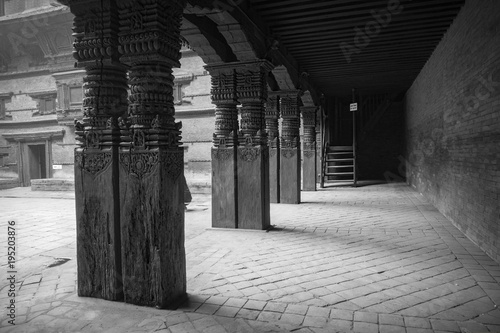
206, 64, 238, 228
266, 92, 280, 203
280, 91, 301, 204
117, 0, 187, 309
302, 106, 317, 191
63, 0, 128, 301
236, 60, 273, 229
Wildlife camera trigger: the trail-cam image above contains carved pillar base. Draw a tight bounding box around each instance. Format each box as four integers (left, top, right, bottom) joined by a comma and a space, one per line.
269, 146, 280, 203
119, 149, 186, 309
75, 147, 123, 301
280, 147, 301, 204
303, 143, 317, 191
237, 146, 270, 229
212, 147, 238, 228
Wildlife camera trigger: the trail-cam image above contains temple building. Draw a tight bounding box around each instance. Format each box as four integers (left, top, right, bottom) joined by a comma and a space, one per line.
0, 0, 214, 190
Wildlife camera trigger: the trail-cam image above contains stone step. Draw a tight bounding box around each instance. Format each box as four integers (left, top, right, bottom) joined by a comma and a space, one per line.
31, 179, 75, 191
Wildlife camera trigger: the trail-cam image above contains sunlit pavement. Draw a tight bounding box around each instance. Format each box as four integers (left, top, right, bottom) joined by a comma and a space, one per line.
0, 183, 499, 333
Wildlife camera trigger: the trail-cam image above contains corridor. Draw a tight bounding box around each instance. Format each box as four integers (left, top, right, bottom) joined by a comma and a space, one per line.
1, 183, 499, 332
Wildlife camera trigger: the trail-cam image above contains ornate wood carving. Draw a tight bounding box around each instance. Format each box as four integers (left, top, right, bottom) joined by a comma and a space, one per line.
265, 92, 280, 147
118, 0, 186, 151
163, 151, 183, 181
280, 91, 301, 149
119, 152, 159, 179
304, 150, 315, 158
302, 106, 317, 156
281, 148, 297, 159
212, 148, 233, 161
236, 60, 274, 147
68, 0, 128, 149
75, 151, 112, 176
239, 147, 260, 162
205, 65, 238, 148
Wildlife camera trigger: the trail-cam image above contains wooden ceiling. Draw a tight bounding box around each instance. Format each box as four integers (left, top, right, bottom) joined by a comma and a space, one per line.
247, 0, 465, 97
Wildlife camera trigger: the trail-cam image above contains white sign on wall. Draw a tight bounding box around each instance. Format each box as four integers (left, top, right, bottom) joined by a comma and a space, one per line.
350, 103, 358, 112
52, 165, 63, 170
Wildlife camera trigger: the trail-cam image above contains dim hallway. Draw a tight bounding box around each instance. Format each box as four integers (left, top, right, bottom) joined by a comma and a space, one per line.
1, 183, 499, 332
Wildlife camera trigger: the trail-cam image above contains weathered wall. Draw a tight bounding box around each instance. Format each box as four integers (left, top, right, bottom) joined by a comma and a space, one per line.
0, 46, 215, 182
405, 0, 500, 262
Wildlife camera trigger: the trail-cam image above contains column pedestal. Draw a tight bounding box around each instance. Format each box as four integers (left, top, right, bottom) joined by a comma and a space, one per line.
119, 149, 186, 308
212, 147, 238, 228
280, 147, 301, 204
75, 146, 123, 300
269, 144, 280, 203
237, 146, 270, 229
303, 143, 317, 191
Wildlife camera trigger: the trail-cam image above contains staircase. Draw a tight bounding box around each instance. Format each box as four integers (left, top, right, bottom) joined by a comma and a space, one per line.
323, 145, 356, 186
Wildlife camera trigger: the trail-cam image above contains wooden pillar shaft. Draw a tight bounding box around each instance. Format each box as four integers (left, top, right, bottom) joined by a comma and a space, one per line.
266, 93, 280, 203
280, 92, 301, 204
206, 65, 239, 228
236, 61, 273, 229
118, 0, 186, 309
302, 106, 317, 191
67, 0, 128, 301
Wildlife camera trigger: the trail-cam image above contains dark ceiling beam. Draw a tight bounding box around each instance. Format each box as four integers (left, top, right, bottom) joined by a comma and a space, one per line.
276, 19, 455, 41
182, 14, 238, 63
250, 0, 368, 11
228, 1, 321, 103
255, 0, 462, 20
288, 39, 441, 56
246, 0, 465, 97
271, 9, 461, 36
285, 30, 446, 49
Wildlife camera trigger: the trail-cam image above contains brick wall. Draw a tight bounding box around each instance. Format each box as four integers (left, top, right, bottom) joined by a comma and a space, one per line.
405, 0, 500, 263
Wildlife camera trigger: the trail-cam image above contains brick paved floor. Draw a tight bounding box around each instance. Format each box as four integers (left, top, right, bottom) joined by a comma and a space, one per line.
0, 183, 499, 332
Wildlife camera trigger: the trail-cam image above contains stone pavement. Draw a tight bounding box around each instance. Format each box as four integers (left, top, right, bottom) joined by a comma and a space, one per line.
0, 183, 499, 333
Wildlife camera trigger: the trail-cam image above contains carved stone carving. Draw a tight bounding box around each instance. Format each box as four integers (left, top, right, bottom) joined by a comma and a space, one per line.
239, 147, 259, 162
75, 151, 112, 176
269, 148, 278, 158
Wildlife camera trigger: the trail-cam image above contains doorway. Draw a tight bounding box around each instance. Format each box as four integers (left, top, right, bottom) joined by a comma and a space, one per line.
28, 144, 47, 181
